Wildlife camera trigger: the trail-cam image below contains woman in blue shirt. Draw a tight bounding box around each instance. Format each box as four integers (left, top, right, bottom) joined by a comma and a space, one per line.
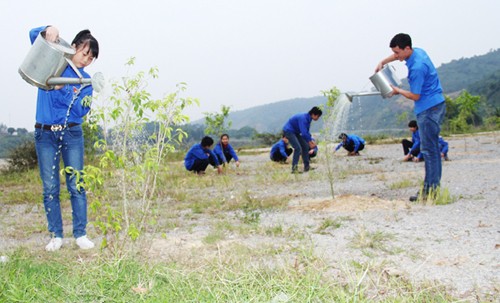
30, 25, 99, 251
213, 134, 240, 167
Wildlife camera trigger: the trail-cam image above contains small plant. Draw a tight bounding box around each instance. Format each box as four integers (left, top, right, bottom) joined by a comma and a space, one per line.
315, 218, 342, 234
388, 179, 414, 190
320, 86, 342, 199
424, 187, 455, 205
350, 227, 395, 253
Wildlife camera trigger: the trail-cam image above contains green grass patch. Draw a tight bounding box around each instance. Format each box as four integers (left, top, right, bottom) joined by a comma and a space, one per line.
0, 249, 456, 302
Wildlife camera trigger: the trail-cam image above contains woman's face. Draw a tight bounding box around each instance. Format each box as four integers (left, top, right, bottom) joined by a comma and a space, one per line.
221, 136, 229, 145
71, 44, 95, 68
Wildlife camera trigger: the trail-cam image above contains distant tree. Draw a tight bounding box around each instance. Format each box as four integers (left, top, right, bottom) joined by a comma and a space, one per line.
447, 90, 483, 133
252, 132, 281, 146
204, 105, 232, 137
231, 126, 257, 139
7, 127, 15, 135
0, 123, 7, 134
16, 128, 28, 135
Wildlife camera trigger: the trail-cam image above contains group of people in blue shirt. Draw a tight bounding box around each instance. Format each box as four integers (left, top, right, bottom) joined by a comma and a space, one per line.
402, 120, 449, 162
184, 134, 240, 175
28, 22, 451, 253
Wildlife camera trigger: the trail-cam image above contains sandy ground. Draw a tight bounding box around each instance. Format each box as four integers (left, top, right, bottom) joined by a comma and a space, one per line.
1, 132, 499, 301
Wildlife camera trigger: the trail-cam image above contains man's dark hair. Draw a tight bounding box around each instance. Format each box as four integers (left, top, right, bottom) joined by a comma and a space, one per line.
201, 136, 214, 147
390, 33, 412, 49
408, 120, 418, 128
338, 133, 347, 140
309, 106, 323, 117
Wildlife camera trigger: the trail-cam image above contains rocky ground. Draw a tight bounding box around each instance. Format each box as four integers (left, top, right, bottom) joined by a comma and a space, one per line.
151, 132, 500, 301
1, 132, 499, 301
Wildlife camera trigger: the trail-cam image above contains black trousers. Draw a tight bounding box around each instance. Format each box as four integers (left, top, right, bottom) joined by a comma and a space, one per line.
271, 148, 293, 162
190, 159, 210, 172
402, 139, 420, 157
343, 142, 364, 153
217, 151, 233, 164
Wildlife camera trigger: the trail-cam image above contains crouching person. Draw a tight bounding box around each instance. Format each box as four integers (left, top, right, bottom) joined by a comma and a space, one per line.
270, 134, 293, 163
335, 133, 365, 156
184, 136, 223, 175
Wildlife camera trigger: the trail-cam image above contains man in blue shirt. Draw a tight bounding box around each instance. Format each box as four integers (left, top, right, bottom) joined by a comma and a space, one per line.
184, 136, 222, 175
270, 134, 293, 163
439, 136, 450, 161
335, 133, 365, 156
402, 120, 422, 162
376, 33, 446, 202
282, 106, 322, 173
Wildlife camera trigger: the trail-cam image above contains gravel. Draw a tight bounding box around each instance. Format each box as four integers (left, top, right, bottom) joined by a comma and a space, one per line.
1, 132, 498, 301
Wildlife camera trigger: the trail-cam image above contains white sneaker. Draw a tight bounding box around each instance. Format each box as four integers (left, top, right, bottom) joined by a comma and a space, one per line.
45, 237, 63, 251
76, 235, 95, 250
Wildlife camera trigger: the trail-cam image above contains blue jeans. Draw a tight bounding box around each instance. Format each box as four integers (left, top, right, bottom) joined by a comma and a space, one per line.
416, 102, 446, 193
35, 125, 88, 238
284, 131, 310, 169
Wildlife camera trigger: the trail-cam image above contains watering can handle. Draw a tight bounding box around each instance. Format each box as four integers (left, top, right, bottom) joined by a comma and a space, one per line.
65, 57, 84, 79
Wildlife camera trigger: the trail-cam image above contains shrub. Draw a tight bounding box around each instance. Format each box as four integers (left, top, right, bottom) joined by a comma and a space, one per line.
6, 140, 38, 172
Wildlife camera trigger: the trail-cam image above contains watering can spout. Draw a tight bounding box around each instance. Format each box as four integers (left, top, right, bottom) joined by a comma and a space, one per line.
345, 93, 354, 103
46, 72, 105, 93
345, 91, 383, 102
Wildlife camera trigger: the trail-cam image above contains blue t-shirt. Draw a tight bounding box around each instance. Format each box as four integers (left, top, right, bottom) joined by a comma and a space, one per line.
282, 113, 313, 142
184, 143, 219, 170
213, 142, 239, 163
30, 26, 93, 125
335, 135, 365, 152
270, 139, 289, 159
406, 48, 444, 115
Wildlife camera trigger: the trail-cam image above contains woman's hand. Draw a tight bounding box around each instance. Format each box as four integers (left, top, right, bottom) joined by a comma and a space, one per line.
44, 26, 60, 43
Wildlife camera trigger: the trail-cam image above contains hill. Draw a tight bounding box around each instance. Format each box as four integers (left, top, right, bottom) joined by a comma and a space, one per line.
199, 49, 500, 134
439, 48, 500, 94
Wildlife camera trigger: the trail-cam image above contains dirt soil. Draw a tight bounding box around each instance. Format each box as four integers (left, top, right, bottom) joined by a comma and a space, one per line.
1, 132, 499, 301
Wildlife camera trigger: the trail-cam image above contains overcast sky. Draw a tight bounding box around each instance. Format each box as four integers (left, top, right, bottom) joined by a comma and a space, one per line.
2, 0, 499, 130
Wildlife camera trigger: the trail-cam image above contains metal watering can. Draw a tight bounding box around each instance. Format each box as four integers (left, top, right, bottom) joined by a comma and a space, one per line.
18, 32, 104, 92
346, 64, 401, 102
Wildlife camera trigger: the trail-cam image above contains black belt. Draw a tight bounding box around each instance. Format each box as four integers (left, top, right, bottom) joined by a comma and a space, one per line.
35, 123, 80, 131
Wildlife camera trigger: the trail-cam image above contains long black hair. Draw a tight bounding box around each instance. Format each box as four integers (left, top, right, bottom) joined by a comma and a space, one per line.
71, 29, 99, 59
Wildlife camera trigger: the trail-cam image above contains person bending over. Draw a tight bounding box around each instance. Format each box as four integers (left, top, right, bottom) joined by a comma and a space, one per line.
282, 106, 322, 173
335, 133, 365, 156
402, 120, 423, 162
213, 134, 240, 167
184, 136, 222, 175
270, 134, 293, 163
